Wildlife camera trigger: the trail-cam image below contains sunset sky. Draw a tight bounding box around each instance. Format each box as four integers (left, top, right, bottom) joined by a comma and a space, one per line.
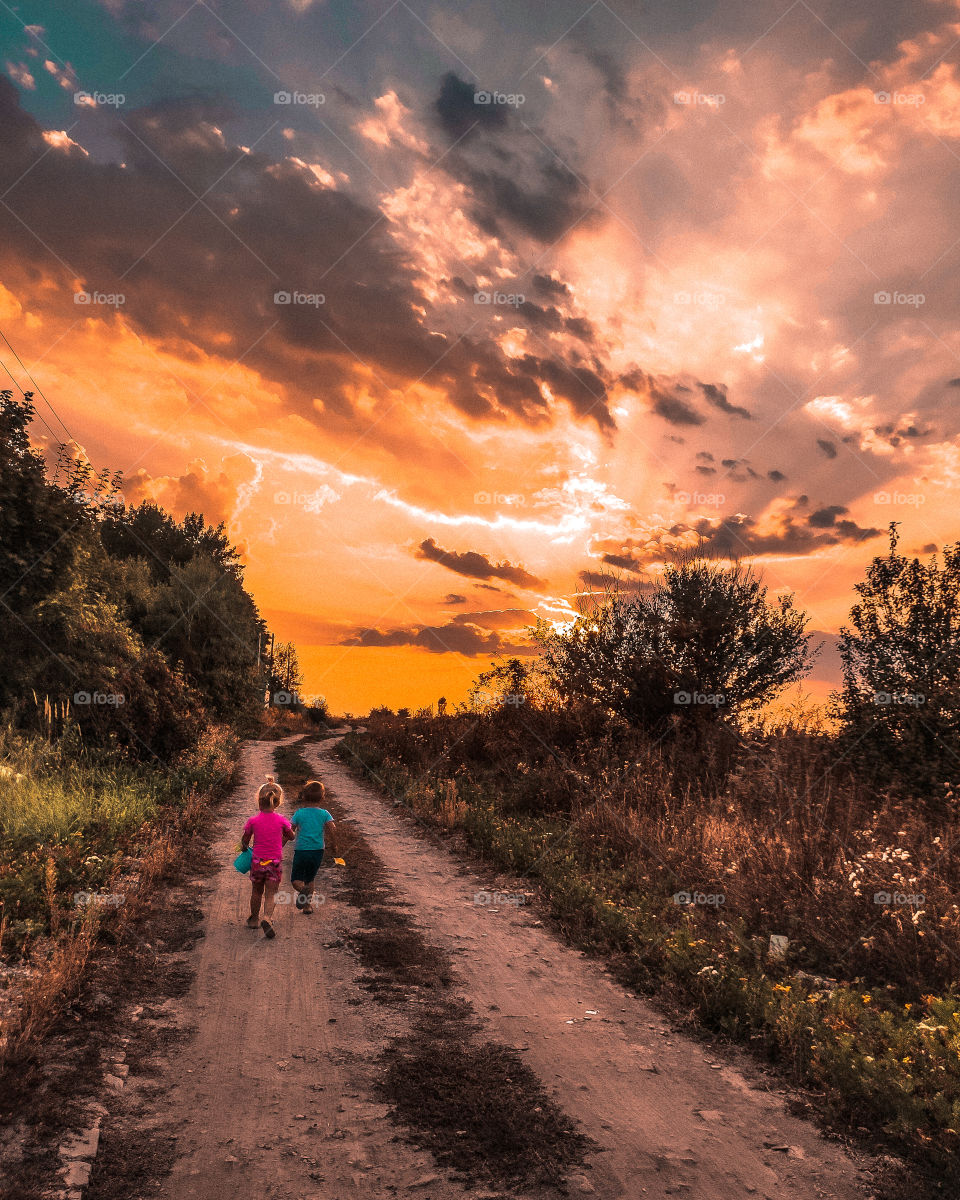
1, 0, 959, 713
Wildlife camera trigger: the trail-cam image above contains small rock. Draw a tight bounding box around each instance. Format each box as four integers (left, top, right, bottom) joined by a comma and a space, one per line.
410, 1174, 439, 1187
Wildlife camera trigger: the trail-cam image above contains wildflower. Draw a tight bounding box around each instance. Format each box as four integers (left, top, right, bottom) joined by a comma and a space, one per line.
861, 994, 872, 1003
772, 983, 791, 993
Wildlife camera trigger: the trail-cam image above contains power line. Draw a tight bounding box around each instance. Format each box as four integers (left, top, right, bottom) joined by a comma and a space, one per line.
0, 351, 62, 445
0, 325, 77, 445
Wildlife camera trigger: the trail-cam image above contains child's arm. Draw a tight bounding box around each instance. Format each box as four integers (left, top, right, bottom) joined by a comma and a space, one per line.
324, 819, 337, 854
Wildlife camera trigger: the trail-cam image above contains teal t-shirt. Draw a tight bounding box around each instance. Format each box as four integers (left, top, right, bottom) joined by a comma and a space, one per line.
291, 806, 333, 851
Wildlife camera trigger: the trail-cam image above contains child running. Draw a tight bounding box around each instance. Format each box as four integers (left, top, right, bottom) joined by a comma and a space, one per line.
290, 780, 337, 914
240, 775, 294, 938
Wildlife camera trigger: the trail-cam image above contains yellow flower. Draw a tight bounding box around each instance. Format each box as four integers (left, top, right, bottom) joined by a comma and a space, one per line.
772, 983, 791, 993
861, 994, 871, 1003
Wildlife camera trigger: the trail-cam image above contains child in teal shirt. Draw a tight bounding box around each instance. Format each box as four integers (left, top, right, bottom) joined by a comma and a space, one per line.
291, 780, 336, 914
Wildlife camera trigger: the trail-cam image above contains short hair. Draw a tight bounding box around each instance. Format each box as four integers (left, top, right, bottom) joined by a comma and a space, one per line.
299, 780, 326, 804
258, 775, 283, 809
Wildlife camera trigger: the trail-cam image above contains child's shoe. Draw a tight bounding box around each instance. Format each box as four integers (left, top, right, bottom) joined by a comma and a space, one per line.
245, 916, 259, 928
261, 919, 276, 939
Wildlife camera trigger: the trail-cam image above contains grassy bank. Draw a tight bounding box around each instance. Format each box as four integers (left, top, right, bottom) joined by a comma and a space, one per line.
338, 713, 960, 1179
0, 721, 238, 1060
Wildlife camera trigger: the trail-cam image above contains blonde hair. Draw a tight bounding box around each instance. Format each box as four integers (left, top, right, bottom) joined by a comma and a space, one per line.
299, 780, 326, 804
258, 774, 283, 809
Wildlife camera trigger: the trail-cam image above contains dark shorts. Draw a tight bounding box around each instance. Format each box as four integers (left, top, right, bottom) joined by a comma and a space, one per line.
250, 857, 282, 884
291, 848, 324, 884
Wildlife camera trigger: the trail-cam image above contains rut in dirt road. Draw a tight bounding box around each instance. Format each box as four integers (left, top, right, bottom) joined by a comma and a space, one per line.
83, 732, 880, 1200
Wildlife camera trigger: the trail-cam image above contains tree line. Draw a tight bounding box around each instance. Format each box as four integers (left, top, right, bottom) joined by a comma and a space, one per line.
0, 393, 306, 761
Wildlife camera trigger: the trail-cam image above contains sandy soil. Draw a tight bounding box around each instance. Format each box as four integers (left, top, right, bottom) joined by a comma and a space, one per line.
95, 732, 877, 1200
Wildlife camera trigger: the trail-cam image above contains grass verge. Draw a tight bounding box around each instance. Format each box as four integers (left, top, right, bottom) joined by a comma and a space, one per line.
0, 723, 238, 1067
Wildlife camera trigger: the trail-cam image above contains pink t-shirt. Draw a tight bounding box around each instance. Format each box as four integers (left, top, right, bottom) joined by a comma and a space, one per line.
243, 811, 292, 863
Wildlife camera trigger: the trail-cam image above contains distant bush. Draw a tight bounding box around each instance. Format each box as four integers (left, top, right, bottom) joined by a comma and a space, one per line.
535, 556, 812, 732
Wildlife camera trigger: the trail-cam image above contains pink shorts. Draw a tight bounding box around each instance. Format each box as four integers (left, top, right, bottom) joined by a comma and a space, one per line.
251, 858, 282, 884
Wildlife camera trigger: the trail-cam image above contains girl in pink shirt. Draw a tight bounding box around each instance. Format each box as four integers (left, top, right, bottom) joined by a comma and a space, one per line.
240, 776, 294, 938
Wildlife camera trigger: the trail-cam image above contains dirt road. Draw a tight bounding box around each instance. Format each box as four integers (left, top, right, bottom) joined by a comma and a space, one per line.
89, 733, 877, 1200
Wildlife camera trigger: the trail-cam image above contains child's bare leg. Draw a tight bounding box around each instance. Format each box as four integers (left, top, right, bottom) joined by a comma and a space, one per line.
249, 879, 264, 921
262, 879, 279, 920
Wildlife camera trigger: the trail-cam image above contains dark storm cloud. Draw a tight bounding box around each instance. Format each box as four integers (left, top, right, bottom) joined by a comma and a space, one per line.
340, 620, 534, 657
0, 77, 622, 431
768, 469, 787, 482
650, 383, 705, 426
871, 421, 930, 449
817, 439, 839, 459
808, 504, 848, 528
414, 538, 545, 590
434, 72, 507, 139
441, 593, 468, 605
601, 552, 642, 571
698, 381, 752, 420
532, 273, 571, 300
684, 510, 882, 558
431, 74, 594, 245
719, 458, 759, 481
452, 608, 536, 630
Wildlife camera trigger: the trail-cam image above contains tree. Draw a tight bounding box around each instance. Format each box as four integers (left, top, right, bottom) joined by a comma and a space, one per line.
537, 555, 813, 730
833, 525, 960, 796
468, 657, 533, 711
269, 640, 303, 702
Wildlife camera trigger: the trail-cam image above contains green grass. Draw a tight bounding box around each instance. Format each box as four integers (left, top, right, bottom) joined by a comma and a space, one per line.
0, 723, 238, 956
